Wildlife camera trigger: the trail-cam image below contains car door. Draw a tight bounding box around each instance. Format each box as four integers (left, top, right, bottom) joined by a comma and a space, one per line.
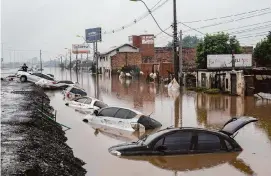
152, 131, 194, 155
194, 132, 227, 154
29, 73, 42, 82
111, 108, 132, 130
97, 107, 119, 127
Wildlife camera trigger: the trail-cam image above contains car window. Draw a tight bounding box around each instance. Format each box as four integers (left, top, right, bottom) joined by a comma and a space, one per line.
114, 109, 131, 119
58, 80, 73, 84
41, 74, 54, 80
161, 131, 193, 151
75, 97, 87, 103
84, 98, 92, 104
94, 101, 107, 108
126, 111, 137, 119
99, 107, 119, 117
197, 132, 222, 151
224, 139, 233, 151
71, 88, 87, 96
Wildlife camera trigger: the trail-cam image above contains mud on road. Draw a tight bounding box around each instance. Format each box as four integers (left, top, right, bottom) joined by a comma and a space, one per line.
1, 80, 86, 176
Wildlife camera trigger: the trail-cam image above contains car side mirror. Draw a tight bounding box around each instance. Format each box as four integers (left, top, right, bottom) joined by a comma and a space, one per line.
156, 145, 167, 151
93, 110, 98, 116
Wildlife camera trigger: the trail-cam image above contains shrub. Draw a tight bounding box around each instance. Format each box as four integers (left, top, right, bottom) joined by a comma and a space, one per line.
204, 88, 220, 94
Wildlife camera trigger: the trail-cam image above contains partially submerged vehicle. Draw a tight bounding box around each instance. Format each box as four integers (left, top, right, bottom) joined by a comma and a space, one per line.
65, 96, 107, 113
63, 86, 87, 100
109, 116, 257, 157
36, 79, 74, 89
16, 70, 55, 83
83, 107, 162, 132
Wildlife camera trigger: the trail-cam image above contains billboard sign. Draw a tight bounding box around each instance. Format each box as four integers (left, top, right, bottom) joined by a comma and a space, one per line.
207, 54, 252, 69
72, 44, 90, 54
85, 27, 102, 43
141, 35, 154, 44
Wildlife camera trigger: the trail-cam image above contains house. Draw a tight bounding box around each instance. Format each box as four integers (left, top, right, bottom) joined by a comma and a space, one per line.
98, 44, 141, 74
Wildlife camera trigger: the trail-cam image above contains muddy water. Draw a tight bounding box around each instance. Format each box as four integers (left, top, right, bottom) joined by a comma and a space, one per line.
44, 68, 271, 176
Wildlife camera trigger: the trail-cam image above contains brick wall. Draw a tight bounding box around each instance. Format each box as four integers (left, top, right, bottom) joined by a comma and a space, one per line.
111, 52, 142, 71
153, 47, 196, 70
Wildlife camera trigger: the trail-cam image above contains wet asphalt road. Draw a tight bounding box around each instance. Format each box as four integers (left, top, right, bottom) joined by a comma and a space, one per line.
3, 68, 271, 176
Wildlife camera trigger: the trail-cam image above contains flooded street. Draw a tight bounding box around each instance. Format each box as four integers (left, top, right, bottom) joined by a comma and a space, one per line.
24, 68, 271, 175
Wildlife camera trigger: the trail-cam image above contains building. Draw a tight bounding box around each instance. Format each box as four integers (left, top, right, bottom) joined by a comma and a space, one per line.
129, 34, 155, 63
98, 44, 141, 74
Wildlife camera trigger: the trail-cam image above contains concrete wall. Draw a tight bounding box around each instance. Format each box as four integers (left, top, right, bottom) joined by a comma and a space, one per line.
196, 70, 245, 96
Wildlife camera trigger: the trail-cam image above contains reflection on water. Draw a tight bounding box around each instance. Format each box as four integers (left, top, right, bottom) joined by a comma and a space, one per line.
42, 68, 271, 176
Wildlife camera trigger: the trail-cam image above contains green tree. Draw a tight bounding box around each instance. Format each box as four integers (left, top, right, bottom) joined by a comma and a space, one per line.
196, 33, 242, 69
253, 31, 271, 67
166, 35, 202, 48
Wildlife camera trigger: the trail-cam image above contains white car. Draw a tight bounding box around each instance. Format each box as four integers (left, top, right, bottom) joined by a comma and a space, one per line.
65, 96, 108, 113
16, 70, 55, 83
36, 79, 74, 89
83, 107, 162, 132
63, 86, 87, 100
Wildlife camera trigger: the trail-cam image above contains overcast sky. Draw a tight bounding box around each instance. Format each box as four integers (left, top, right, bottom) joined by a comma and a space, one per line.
1, 0, 271, 63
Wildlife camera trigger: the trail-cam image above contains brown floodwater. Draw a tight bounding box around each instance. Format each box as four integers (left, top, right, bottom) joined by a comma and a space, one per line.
44, 68, 271, 176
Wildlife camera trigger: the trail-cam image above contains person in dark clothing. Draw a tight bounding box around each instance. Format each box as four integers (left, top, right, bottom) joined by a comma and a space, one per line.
22, 63, 28, 72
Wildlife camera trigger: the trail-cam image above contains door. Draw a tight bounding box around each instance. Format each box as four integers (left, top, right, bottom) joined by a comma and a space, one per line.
195, 132, 226, 154
72, 97, 88, 108
112, 108, 135, 130
152, 131, 194, 155
97, 107, 119, 126
231, 74, 237, 95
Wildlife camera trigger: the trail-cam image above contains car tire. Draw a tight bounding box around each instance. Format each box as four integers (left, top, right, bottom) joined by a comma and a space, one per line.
20, 76, 27, 82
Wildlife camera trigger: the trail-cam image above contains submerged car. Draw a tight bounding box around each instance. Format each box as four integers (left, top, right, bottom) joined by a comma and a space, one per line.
83, 107, 162, 132
109, 116, 257, 157
16, 70, 55, 83
63, 86, 87, 100
65, 96, 107, 112
36, 79, 74, 89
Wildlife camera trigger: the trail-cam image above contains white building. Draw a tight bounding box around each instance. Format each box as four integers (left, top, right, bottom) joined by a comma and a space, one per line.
98, 44, 139, 74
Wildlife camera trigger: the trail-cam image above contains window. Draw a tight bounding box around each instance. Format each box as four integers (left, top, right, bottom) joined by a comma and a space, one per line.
75, 98, 87, 103
224, 140, 233, 151
126, 111, 137, 119
58, 80, 73, 84
84, 98, 92, 104
114, 109, 131, 119
197, 132, 221, 151
99, 107, 119, 117
226, 78, 229, 89
71, 88, 87, 96
163, 132, 192, 151
94, 101, 107, 108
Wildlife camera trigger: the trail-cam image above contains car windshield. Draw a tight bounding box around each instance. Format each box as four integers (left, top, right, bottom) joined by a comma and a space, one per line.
138, 130, 169, 145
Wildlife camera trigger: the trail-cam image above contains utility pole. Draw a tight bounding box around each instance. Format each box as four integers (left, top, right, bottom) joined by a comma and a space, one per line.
232, 49, 235, 70
40, 50, 42, 73
76, 48, 78, 83
69, 49, 72, 71
173, 0, 179, 83
179, 30, 183, 86
96, 42, 98, 74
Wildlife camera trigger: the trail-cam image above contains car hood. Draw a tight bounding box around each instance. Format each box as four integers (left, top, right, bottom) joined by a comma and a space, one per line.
108, 142, 141, 152
220, 116, 257, 136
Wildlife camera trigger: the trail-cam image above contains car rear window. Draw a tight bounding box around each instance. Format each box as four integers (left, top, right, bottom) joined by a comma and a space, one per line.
94, 101, 107, 108
126, 111, 137, 119
58, 80, 73, 84
71, 88, 87, 96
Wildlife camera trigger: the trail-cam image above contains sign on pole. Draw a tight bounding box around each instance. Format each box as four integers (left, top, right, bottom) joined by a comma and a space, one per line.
207, 54, 252, 69
72, 44, 90, 54
85, 27, 102, 43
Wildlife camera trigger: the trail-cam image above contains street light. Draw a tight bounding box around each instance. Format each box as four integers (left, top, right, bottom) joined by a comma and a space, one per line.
131, 0, 179, 83
76, 35, 91, 72
65, 48, 72, 70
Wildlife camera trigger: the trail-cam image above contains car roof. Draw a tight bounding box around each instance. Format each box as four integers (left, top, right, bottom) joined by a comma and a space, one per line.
100, 106, 143, 115
156, 127, 224, 135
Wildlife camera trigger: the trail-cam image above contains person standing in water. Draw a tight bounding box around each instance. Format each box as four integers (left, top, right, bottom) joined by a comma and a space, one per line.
21, 63, 28, 72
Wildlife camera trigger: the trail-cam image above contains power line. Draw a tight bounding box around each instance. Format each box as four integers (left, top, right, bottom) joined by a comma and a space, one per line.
156, 7, 271, 37
182, 7, 270, 24
102, 0, 170, 35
